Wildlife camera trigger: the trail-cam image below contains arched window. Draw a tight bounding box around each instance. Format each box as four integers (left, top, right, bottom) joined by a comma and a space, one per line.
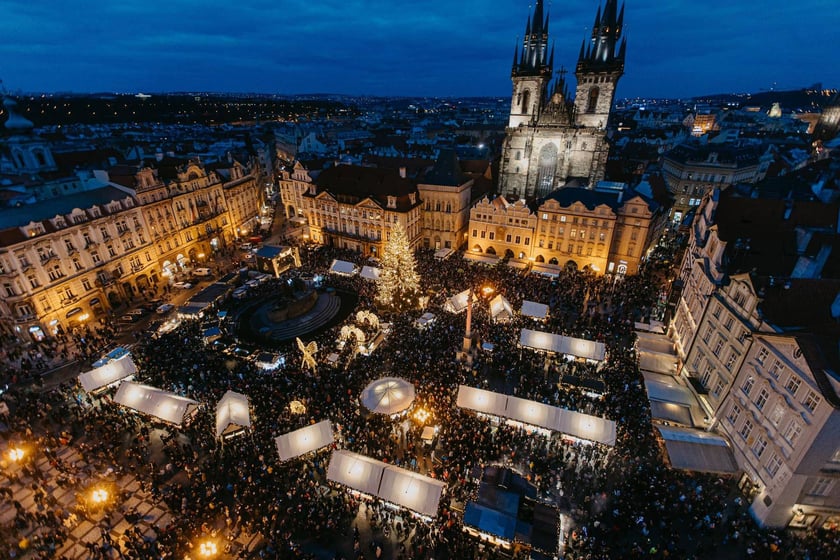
521, 90, 531, 113
586, 87, 600, 114
536, 143, 558, 197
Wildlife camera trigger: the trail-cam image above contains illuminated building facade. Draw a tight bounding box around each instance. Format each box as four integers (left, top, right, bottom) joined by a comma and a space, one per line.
417, 149, 473, 250
303, 164, 423, 256
468, 184, 664, 275
498, 0, 626, 199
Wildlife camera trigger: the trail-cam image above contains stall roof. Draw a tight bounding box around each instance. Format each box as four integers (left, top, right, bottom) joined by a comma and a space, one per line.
327, 449, 387, 497
657, 425, 739, 474
463, 252, 499, 266
519, 329, 606, 362
190, 282, 232, 304
489, 294, 514, 322
530, 264, 561, 278
443, 289, 475, 314
506, 260, 529, 270
275, 420, 333, 462
329, 259, 357, 276
456, 386, 616, 446
113, 382, 199, 426
434, 248, 453, 260
379, 465, 446, 517
360, 265, 381, 281
215, 391, 251, 438
456, 385, 508, 418
327, 450, 445, 517
360, 377, 415, 415
521, 301, 549, 320
78, 356, 136, 393
639, 351, 678, 376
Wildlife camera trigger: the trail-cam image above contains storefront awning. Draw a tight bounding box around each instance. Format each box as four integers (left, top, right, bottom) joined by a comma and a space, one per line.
657, 425, 739, 474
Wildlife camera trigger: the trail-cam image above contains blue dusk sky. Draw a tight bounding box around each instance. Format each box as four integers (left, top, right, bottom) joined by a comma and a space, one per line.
1, 0, 838, 99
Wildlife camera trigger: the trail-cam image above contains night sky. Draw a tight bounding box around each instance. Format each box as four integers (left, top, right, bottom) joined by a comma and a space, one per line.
2, 0, 838, 99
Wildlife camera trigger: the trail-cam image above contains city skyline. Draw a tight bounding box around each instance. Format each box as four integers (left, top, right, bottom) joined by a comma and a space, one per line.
1, 0, 839, 99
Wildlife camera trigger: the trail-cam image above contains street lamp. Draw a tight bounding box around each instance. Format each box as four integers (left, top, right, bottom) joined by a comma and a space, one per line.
8, 447, 25, 462
197, 538, 219, 558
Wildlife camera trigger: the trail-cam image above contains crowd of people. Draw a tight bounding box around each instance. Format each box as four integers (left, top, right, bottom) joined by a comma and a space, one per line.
1, 243, 839, 559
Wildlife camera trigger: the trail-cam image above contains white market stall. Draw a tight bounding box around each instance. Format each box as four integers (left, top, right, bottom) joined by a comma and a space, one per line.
113, 381, 199, 426
443, 289, 475, 314
434, 248, 453, 260
327, 449, 387, 496
520, 301, 549, 321
456, 385, 616, 446
361, 378, 415, 415
360, 265, 381, 281
329, 259, 358, 276
215, 391, 251, 439
78, 356, 137, 393
530, 263, 561, 278
489, 294, 514, 322
327, 450, 446, 517
415, 312, 436, 329
275, 420, 334, 462
379, 465, 446, 518
519, 328, 606, 363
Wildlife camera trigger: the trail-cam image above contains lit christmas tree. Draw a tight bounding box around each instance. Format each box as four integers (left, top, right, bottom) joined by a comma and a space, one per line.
376, 221, 420, 312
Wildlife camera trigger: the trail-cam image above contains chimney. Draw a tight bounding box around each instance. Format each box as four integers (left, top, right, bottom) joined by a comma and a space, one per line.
399, 167, 407, 179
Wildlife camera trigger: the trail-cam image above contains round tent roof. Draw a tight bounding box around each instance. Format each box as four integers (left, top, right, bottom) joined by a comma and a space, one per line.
361, 377, 415, 415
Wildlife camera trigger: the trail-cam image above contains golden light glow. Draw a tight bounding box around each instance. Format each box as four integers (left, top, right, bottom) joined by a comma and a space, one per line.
413, 407, 430, 424
8, 447, 25, 462
198, 539, 218, 557
90, 488, 109, 504
77, 313, 90, 322
481, 285, 495, 296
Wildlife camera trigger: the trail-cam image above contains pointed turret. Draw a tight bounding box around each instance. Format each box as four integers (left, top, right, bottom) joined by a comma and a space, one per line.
511, 0, 552, 78
532, 0, 545, 35
548, 42, 555, 70
592, 5, 602, 31
512, 40, 519, 73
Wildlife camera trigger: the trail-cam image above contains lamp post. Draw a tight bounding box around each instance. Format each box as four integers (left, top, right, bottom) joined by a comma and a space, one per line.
458, 285, 494, 365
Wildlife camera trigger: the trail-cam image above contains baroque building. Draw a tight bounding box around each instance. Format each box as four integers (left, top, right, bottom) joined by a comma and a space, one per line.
498, 0, 626, 199
670, 187, 840, 528
469, 183, 665, 275
417, 149, 474, 250
303, 164, 423, 255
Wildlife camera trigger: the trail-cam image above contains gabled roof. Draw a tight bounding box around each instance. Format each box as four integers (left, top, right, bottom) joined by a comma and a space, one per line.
310, 164, 420, 212
421, 148, 465, 187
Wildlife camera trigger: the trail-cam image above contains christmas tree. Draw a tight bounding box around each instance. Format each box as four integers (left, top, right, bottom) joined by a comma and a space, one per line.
376, 221, 420, 312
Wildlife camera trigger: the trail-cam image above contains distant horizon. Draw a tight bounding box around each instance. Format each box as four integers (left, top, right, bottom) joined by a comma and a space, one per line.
2, 1, 839, 100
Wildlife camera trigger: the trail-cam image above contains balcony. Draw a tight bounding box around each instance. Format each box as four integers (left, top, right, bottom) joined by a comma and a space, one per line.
0, 267, 17, 277
118, 228, 132, 237
39, 252, 59, 264
66, 246, 78, 256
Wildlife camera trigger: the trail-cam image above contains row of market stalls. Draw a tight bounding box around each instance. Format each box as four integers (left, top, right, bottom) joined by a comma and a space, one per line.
456, 385, 616, 446
634, 326, 740, 474
519, 328, 606, 364
327, 449, 446, 518
328, 259, 380, 281
443, 289, 549, 322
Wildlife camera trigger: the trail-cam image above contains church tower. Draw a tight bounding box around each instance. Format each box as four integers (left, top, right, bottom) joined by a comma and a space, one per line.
508, 0, 552, 128
574, 0, 626, 129
498, 1, 627, 200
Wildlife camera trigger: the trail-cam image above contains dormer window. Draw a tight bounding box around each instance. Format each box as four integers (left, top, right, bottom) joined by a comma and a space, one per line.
387, 196, 397, 209
409, 193, 416, 205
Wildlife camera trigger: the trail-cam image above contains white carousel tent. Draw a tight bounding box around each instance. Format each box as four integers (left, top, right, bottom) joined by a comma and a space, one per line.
215, 391, 251, 439
456, 385, 616, 446
329, 259, 358, 276
78, 355, 137, 393
275, 420, 334, 462
443, 289, 475, 314
360, 377, 415, 415
327, 450, 446, 517
113, 381, 199, 426
520, 301, 549, 320
519, 329, 606, 362
489, 294, 514, 322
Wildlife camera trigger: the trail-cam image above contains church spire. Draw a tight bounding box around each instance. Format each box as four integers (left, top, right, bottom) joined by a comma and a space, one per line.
577, 1, 626, 72
511, 0, 552, 78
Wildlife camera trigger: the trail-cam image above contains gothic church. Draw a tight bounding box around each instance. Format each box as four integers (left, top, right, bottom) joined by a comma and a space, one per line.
498, 0, 626, 199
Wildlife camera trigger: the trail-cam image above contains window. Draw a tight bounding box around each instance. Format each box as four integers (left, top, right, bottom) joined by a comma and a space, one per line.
784, 420, 802, 447
803, 391, 821, 414
756, 347, 769, 365
809, 478, 835, 497
560, 215, 566, 223
766, 454, 782, 478
472, 229, 477, 238
515, 235, 521, 244
723, 316, 734, 331
739, 419, 754, 440
727, 404, 741, 425
752, 437, 767, 458
3, 283, 15, 297
488, 232, 495, 240
831, 447, 840, 463
91, 252, 101, 265
524, 237, 530, 246
712, 380, 724, 398
724, 350, 738, 371
82, 278, 92, 291
506, 234, 511, 243
741, 377, 755, 396
702, 325, 714, 344
768, 359, 784, 379
785, 376, 801, 396
755, 389, 769, 411
107, 245, 116, 258
712, 337, 725, 357
480, 231, 486, 239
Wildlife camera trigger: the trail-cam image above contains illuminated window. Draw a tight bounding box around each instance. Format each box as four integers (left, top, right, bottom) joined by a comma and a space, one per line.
766, 454, 782, 478
803, 391, 821, 414
755, 389, 769, 411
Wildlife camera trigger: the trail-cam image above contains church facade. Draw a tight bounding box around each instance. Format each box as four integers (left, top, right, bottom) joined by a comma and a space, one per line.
498, 0, 626, 200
